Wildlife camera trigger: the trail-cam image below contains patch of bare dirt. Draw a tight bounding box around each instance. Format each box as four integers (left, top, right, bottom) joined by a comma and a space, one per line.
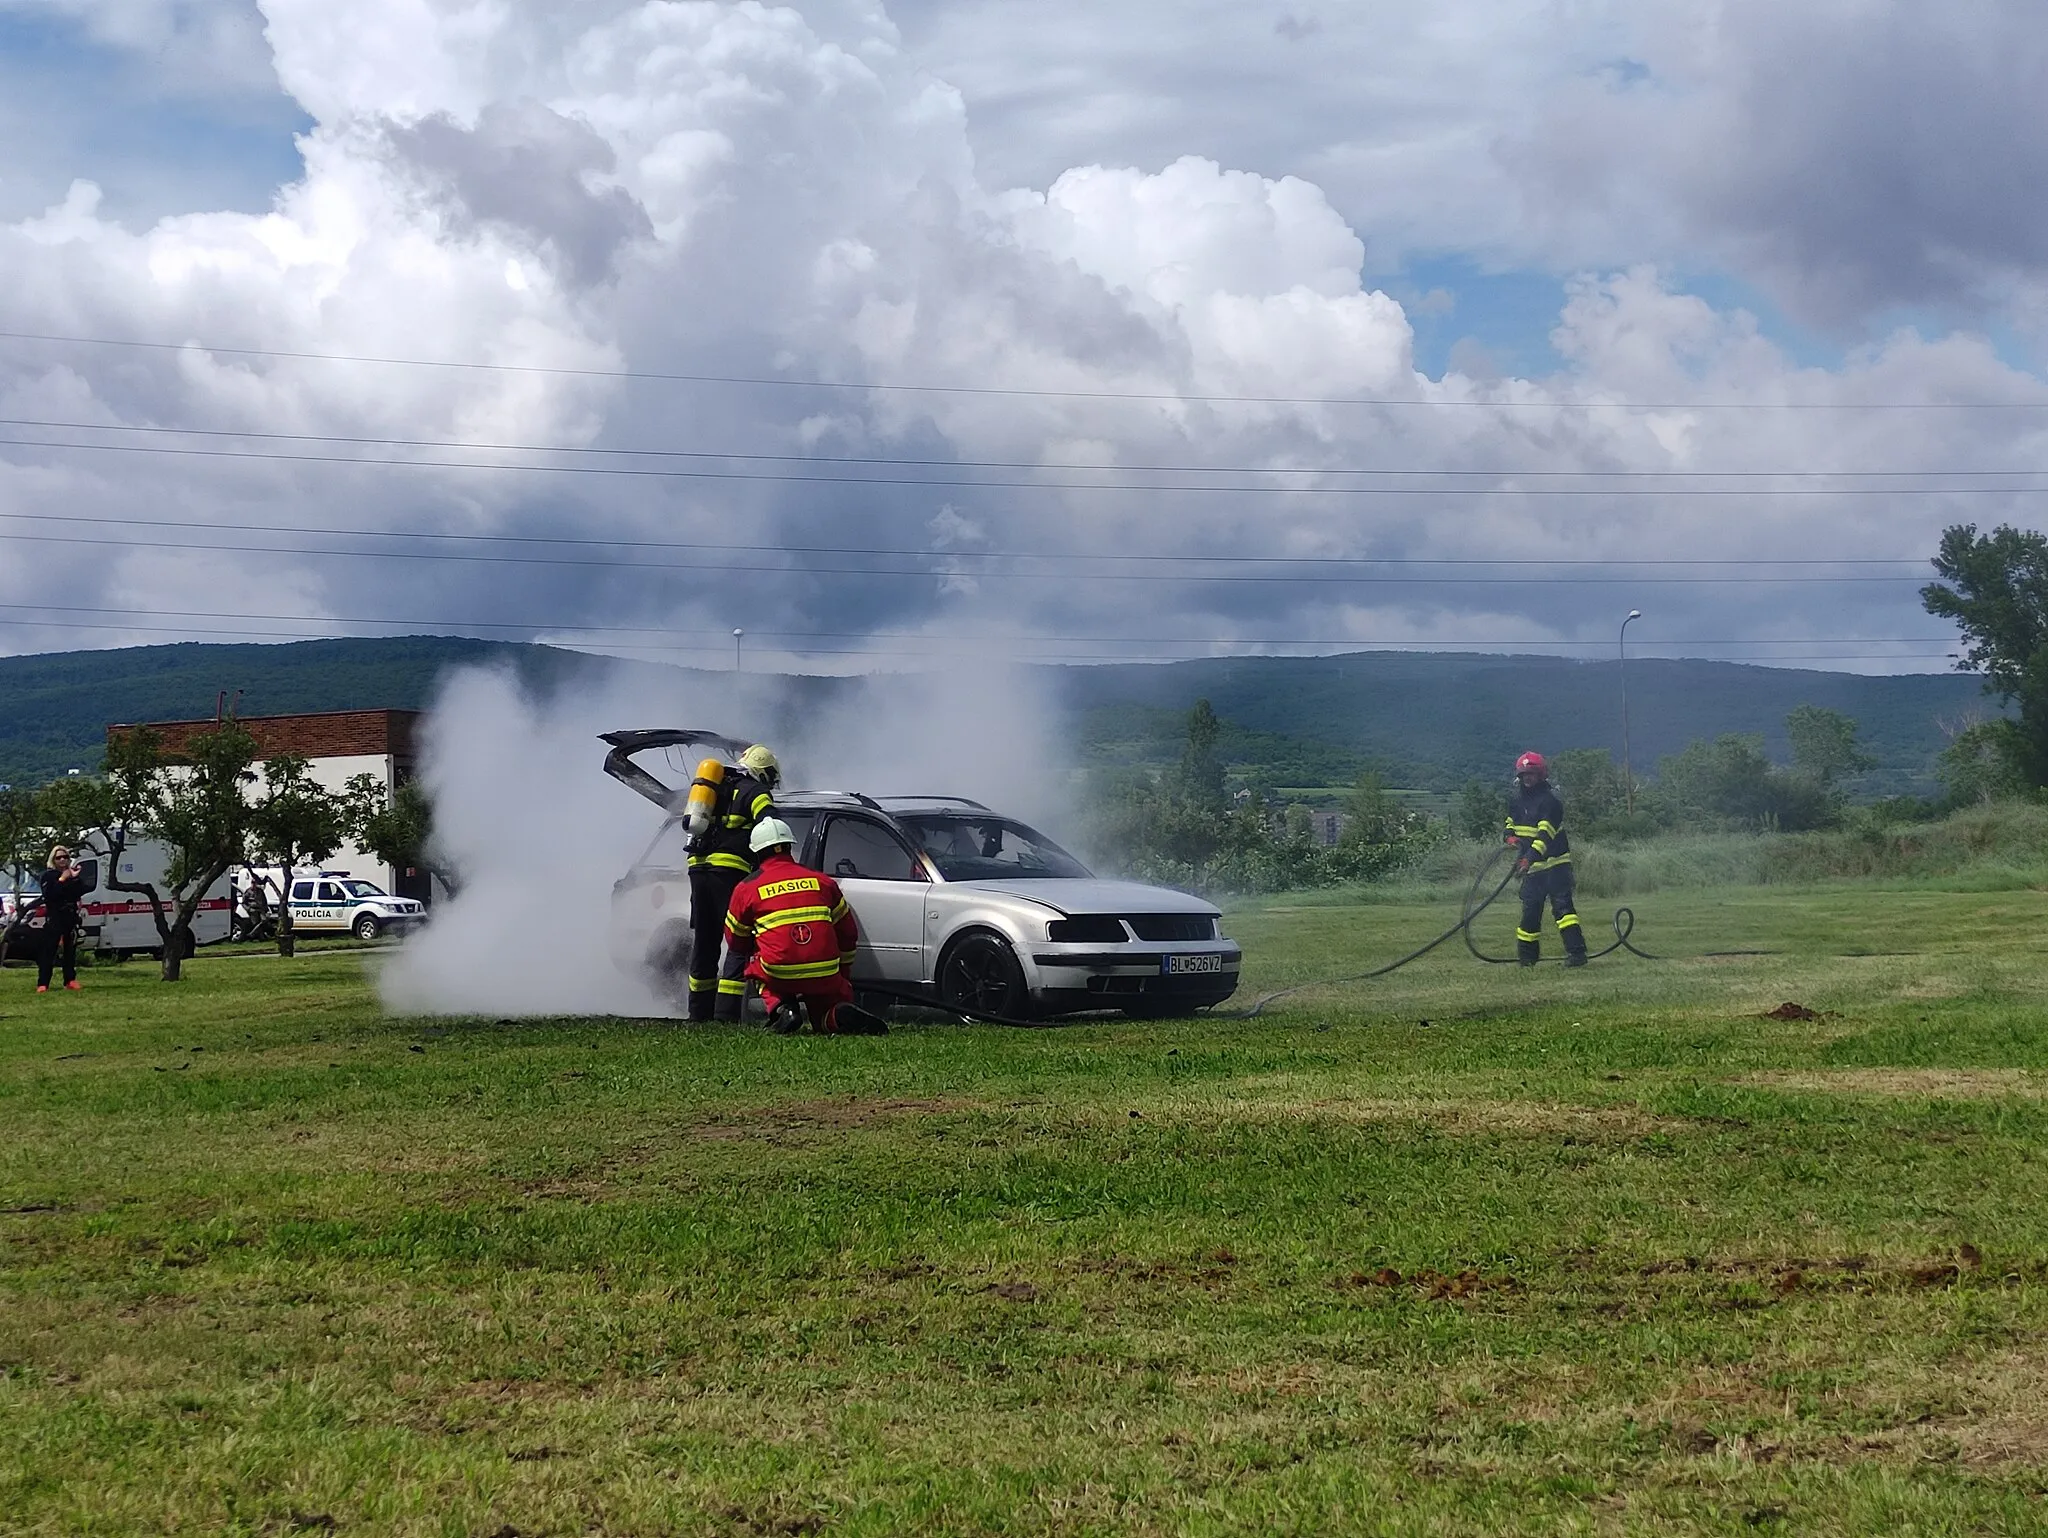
1734, 1068, 2044, 1098
1339, 1266, 1520, 1301
1757, 1002, 1835, 1022
1059, 1248, 1242, 1289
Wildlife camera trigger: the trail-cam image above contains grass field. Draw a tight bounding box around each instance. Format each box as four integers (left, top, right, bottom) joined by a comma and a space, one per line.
4, 879, 2047, 1535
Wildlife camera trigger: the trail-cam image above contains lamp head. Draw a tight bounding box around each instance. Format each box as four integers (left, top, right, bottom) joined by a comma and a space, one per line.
1626, 609, 1642, 621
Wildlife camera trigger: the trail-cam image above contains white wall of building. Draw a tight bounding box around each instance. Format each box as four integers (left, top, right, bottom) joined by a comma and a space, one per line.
247, 752, 399, 892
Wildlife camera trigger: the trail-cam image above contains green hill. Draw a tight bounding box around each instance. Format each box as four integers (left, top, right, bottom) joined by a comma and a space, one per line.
1062, 653, 1988, 795
0, 635, 1991, 796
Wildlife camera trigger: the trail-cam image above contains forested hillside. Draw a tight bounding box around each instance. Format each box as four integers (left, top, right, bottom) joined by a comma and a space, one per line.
0, 635, 1989, 794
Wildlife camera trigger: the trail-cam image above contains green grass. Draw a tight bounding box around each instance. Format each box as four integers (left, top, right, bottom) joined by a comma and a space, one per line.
5, 881, 2048, 1535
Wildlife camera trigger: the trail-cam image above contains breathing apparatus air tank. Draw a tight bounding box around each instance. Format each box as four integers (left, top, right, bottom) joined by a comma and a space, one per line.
682, 758, 727, 842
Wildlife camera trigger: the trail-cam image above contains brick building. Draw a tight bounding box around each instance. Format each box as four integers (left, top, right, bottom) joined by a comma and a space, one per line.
106, 709, 430, 902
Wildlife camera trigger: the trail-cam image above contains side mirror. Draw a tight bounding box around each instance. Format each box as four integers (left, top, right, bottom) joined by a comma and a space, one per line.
835, 859, 858, 877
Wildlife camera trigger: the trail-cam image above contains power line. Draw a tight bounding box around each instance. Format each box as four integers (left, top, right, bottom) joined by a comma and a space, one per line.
5, 328, 2048, 410
0, 527, 1944, 581
1, 415, 2045, 480
0, 508, 1943, 567
0, 602, 1957, 649
6, 431, 2048, 496
0, 614, 1959, 666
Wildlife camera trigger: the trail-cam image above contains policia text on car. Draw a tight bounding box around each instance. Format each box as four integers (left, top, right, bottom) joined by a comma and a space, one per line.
1504, 750, 1587, 969
680, 743, 781, 1022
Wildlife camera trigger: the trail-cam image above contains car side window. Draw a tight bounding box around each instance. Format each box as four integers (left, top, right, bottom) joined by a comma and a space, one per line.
316, 882, 344, 902
291, 881, 314, 901
819, 816, 923, 882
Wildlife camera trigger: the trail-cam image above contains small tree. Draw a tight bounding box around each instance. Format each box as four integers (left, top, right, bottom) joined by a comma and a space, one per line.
345, 775, 456, 896
1785, 705, 1874, 789
1550, 749, 1628, 829
1453, 777, 1500, 842
67, 724, 259, 981
248, 754, 349, 957
1922, 524, 2048, 787
0, 784, 47, 894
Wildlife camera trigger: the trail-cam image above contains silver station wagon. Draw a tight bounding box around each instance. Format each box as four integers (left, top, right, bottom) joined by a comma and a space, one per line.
603, 730, 1242, 1019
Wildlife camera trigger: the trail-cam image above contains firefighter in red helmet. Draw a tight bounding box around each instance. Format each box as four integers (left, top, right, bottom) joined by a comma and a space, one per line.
1505, 751, 1587, 968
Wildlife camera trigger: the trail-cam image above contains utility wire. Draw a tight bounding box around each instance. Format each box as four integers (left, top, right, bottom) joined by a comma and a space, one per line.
0, 614, 1958, 666
0, 508, 1944, 567
7, 329, 2048, 410
2, 415, 2046, 479
0, 527, 1946, 581
0, 601, 1957, 649
5, 431, 2048, 496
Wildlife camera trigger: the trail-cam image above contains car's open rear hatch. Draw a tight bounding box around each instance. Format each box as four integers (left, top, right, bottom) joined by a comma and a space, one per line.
598, 729, 753, 810
600, 729, 753, 811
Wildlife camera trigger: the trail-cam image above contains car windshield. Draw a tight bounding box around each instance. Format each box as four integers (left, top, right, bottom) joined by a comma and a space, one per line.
340, 880, 387, 898
897, 815, 1091, 881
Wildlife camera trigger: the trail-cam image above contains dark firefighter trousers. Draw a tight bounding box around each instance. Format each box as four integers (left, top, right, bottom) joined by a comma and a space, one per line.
1517, 867, 1586, 965
686, 866, 751, 1021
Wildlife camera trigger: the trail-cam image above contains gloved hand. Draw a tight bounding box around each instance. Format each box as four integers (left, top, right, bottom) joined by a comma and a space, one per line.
1514, 855, 1531, 874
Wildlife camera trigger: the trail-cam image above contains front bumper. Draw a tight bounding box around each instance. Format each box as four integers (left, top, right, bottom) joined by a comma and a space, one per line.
1025, 943, 1242, 1012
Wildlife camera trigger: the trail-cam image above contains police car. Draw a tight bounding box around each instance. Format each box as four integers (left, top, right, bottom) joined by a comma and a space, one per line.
285, 872, 427, 941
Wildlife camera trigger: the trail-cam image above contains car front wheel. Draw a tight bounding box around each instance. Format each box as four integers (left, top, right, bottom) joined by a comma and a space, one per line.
352, 913, 382, 941
936, 931, 1034, 1021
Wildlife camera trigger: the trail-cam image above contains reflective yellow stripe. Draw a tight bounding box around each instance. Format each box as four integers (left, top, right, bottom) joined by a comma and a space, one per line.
755, 905, 834, 931
761, 957, 845, 980
1555, 913, 1581, 929
1537, 820, 1558, 836
1506, 822, 1539, 836
716, 977, 747, 995
829, 898, 849, 921
724, 915, 753, 938
688, 980, 716, 996
691, 852, 754, 872
1527, 853, 1572, 872
1516, 928, 1540, 942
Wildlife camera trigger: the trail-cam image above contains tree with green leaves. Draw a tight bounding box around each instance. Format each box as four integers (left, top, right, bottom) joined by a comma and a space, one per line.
60, 724, 260, 981
1922, 523, 2048, 787
1784, 705, 1874, 789
1453, 778, 1500, 842
1549, 749, 1627, 829
248, 754, 350, 957
344, 774, 454, 896
0, 783, 47, 894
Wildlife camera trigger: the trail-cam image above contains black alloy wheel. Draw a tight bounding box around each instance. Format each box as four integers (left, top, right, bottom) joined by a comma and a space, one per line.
937, 931, 1033, 1021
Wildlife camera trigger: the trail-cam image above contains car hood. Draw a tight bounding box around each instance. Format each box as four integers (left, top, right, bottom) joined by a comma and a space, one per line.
948, 878, 1217, 916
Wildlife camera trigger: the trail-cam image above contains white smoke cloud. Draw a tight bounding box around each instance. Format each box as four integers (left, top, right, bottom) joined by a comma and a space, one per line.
378, 655, 1072, 1017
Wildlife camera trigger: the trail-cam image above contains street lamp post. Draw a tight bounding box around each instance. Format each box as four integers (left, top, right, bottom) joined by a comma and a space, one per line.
1620, 609, 1642, 815
733, 627, 744, 673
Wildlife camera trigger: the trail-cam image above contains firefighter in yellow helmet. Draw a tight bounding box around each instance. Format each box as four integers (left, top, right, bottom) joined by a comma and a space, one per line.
685, 743, 780, 1021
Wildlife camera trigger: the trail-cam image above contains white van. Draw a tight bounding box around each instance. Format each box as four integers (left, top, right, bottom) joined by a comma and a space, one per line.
77, 834, 233, 958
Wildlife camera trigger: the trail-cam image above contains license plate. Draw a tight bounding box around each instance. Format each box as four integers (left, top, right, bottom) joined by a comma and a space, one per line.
1163, 953, 1223, 975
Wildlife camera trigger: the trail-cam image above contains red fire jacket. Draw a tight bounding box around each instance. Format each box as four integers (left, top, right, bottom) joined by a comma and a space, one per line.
723, 852, 859, 988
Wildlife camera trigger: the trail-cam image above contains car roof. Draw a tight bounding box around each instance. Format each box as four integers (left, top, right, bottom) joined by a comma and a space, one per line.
775, 791, 993, 814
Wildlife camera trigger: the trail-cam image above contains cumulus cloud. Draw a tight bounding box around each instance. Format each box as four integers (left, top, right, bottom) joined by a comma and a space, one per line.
0, 0, 2033, 679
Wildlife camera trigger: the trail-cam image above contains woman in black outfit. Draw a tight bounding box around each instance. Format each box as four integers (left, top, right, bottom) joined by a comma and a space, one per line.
36, 845, 85, 992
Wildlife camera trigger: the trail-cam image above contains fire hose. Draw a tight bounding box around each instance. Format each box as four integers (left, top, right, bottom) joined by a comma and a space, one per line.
1227, 844, 1660, 1018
